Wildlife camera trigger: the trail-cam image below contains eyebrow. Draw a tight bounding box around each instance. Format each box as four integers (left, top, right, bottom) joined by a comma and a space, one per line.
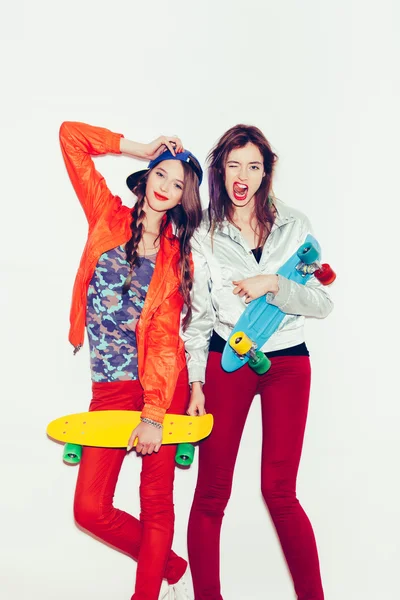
227, 160, 263, 165
157, 166, 184, 185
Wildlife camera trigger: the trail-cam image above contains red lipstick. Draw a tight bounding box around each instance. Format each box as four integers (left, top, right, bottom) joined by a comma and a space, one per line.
233, 181, 248, 201
154, 191, 169, 201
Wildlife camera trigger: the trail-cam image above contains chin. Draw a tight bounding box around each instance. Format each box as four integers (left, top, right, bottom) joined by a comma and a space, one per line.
229, 196, 253, 208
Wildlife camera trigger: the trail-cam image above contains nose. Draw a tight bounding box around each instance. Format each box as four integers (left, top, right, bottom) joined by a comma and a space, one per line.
238, 167, 248, 181
160, 180, 169, 193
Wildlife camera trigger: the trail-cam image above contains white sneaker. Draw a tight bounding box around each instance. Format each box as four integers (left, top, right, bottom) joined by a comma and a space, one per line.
170, 568, 194, 600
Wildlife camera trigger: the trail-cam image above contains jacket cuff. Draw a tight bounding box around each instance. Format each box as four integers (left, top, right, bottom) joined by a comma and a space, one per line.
188, 363, 206, 385
141, 403, 166, 425
107, 131, 124, 154
267, 275, 293, 310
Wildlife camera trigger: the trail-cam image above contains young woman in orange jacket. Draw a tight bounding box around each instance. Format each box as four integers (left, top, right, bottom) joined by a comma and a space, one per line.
59, 121, 203, 600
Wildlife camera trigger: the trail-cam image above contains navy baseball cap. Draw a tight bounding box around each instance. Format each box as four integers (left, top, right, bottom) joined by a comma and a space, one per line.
126, 148, 203, 191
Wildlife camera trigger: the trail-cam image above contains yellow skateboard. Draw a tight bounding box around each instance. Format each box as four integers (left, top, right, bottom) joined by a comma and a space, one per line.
47, 411, 213, 466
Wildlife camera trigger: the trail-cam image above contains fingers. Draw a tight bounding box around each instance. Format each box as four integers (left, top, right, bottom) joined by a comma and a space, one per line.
127, 427, 138, 451
232, 281, 246, 296
162, 136, 184, 156
232, 280, 254, 302
171, 136, 184, 153
135, 442, 156, 456
187, 403, 206, 416
186, 405, 198, 416
233, 284, 251, 299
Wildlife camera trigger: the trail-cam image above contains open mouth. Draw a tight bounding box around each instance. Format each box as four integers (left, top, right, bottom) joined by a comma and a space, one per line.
154, 191, 169, 201
233, 182, 249, 201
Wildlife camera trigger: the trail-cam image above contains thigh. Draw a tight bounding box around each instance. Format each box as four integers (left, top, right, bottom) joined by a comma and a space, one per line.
76, 380, 143, 504
197, 353, 259, 483
75, 446, 126, 508
258, 356, 311, 471
140, 367, 190, 497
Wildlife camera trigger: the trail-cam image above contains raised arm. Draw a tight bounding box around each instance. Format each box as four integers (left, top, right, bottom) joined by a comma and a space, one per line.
59, 121, 124, 225
59, 121, 184, 226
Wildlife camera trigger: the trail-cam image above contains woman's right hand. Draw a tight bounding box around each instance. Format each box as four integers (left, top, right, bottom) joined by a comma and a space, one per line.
145, 136, 184, 160
120, 136, 184, 161
187, 382, 206, 416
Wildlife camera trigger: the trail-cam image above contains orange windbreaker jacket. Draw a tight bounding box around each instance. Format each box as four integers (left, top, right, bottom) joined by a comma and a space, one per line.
59, 121, 186, 423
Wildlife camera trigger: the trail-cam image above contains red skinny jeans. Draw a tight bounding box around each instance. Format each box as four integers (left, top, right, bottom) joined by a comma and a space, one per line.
188, 353, 324, 600
74, 370, 189, 600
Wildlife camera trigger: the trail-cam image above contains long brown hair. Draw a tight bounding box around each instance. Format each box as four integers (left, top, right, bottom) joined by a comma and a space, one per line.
123, 162, 202, 330
208, 125, 278, 247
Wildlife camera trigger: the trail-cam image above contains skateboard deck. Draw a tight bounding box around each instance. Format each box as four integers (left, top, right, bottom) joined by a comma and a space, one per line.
221, 234, 321, 373
47, 411, 213, 448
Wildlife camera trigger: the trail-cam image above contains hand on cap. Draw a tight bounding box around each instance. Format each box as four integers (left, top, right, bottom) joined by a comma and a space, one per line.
146, 136, 184, 160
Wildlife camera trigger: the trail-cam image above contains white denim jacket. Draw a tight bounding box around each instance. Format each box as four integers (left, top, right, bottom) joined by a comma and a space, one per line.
182, 199, 334, 383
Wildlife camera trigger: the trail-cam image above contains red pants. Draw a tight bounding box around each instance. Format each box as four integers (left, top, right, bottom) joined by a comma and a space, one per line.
74, 370, 189, 600
188, 353, 324, 600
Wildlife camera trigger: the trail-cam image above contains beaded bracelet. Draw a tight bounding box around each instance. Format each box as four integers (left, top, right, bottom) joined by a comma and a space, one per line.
141, 417, 163, 429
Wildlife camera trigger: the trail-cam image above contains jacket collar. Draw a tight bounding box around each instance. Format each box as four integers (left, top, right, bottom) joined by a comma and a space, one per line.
217, 198, 295, 243
271, 198, 296, 229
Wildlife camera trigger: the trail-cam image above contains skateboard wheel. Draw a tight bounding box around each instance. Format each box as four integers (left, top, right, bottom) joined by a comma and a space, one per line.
314, 263, 336, 285
63, 443, 82, 465
297, 242, 319, 265
175, 443, 195, 466
249, 351, 271, 375
229, 331, 253, 356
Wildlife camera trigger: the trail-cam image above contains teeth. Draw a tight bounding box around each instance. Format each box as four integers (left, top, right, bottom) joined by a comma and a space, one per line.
235, 183, 248, 190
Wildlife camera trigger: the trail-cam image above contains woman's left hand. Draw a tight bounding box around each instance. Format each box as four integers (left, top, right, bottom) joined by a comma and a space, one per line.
127, 422, 163, 455
232, 274, 279, 303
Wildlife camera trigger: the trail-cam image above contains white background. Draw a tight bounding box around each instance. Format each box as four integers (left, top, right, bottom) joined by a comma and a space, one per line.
1, 1, 399, 599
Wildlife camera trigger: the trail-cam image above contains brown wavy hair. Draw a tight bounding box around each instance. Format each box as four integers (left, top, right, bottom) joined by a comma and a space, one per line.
123, 162, 202, 330
208, 124, 278, 247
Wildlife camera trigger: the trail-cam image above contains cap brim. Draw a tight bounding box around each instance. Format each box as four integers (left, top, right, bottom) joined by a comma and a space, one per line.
126, 169, 149, 191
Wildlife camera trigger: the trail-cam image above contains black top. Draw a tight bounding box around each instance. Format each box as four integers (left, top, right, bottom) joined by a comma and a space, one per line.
252, 247, 263, 263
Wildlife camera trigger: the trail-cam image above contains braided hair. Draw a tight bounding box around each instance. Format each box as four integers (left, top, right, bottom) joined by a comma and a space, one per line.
123, 163, 202, 329
122, 189, 147, 294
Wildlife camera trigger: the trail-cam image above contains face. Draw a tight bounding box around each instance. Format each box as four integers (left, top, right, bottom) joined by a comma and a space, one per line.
145, 160, 185, 212
224, 143, 265, 209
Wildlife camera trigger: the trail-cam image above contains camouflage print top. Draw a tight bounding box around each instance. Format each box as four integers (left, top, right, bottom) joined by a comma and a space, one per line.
86, 245, 157, 382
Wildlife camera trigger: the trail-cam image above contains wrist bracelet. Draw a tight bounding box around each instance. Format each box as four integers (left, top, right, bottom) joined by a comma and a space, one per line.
141, 417, 163, 429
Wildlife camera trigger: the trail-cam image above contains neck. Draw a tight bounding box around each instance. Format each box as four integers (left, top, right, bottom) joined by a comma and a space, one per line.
143, 197, 166, 234
232, 198, 256, 225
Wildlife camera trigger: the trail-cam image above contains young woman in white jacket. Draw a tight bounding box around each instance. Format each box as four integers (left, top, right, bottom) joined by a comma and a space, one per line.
183, 124, 333, 600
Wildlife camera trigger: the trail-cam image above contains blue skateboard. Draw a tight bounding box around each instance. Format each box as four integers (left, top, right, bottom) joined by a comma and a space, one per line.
221, 235, 335, 374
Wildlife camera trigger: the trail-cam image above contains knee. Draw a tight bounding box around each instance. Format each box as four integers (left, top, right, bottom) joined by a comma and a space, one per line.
261, 470, 297, 512
74, 493, 106, 533
140, 488, 174, 527
192, 478, 232, 517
